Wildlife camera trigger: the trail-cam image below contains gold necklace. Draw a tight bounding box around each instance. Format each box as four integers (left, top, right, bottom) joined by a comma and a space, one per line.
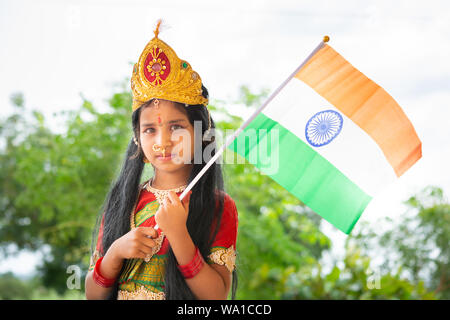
145, 179, 187, 205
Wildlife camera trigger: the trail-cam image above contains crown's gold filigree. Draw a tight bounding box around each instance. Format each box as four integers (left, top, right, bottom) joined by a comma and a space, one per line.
131, 21, 208, 111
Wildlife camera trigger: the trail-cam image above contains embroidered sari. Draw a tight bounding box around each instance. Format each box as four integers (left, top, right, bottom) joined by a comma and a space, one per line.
89, 185, 238, 300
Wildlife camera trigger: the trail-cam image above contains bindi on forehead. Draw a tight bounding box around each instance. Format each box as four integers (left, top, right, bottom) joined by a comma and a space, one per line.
140, 118, 188, 128
140, 99, 189, 126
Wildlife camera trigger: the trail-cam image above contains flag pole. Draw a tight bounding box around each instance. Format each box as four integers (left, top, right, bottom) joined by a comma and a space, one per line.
179, 37, 329, 200
154, 37, 328, 229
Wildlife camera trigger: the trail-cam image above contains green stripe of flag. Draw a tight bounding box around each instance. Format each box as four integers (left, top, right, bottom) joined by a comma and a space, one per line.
229, 113, 372, 234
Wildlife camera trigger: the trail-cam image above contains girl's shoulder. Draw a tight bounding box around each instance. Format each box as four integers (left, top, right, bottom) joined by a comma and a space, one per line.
215, 190, 238, 231
210, 191, 238, 251
216, 190, 238, 214
135, 184, 157, 212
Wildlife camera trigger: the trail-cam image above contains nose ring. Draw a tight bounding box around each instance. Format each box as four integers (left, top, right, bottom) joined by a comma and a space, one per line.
152, 144, 166, 157
152, 144, 161, 152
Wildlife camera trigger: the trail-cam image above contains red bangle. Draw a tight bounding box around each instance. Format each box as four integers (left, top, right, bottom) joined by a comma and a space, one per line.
93, 256, 116, 288
178, 247, 205, 279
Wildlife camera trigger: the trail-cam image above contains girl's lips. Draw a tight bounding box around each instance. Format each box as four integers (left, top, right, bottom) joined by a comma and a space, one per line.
156, 154, 175, 161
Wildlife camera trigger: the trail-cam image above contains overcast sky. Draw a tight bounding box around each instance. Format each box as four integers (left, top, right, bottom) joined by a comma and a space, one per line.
1, 0, 450, 275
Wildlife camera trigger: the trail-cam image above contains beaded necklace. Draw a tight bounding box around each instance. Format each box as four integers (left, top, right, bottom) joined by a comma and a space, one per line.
145, 180, 187, 206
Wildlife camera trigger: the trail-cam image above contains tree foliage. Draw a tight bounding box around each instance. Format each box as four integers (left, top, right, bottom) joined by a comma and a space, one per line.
350, 186, 449, 299
0, 88, 132, 293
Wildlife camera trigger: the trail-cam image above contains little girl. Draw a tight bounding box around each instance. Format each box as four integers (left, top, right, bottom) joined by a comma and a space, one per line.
85, 21, 238, 300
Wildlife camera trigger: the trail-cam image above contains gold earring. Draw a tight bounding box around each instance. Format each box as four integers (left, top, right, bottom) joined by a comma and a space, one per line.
202, 107, 212, 139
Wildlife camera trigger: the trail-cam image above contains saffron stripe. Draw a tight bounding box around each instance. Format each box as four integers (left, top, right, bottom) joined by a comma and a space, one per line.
295, 44, 422, 176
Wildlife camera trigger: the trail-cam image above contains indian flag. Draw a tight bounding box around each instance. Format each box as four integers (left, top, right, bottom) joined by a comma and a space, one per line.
229, 39, 422, 234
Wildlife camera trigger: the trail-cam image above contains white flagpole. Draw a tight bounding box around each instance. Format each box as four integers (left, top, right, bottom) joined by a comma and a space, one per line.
154, 37, 329, 229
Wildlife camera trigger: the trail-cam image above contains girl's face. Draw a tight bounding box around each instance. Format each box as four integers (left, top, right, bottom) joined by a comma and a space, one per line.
139, 99, 195, 174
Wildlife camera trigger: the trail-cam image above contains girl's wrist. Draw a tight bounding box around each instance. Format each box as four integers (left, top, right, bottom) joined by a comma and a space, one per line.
178, 246, 205, 279
166, 227, 197, 266
164, 224, 189, 244
93, 257, 116, 288
101, 242, 124, 276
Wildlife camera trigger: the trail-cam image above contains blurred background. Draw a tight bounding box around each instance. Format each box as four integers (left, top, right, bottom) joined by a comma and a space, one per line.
0, 0, 449, 299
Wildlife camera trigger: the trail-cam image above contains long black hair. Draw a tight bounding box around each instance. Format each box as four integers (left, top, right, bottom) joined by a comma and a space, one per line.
90, 85, 237, 299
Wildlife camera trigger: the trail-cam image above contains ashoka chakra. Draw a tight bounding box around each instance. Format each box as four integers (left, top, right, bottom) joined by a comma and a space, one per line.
305, 110, 343, 147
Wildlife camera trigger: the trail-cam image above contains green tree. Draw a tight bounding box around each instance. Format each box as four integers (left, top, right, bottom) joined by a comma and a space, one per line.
350, 186, 449, 299
0, 86, 133, 293
0, 272, 32, 299
285, 237, 435, 299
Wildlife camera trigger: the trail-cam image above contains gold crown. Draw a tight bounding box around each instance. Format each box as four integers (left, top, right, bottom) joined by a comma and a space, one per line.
131, 20, 208, 111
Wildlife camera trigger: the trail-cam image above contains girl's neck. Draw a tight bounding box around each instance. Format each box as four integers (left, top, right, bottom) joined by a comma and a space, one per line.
151, 167, 192, 190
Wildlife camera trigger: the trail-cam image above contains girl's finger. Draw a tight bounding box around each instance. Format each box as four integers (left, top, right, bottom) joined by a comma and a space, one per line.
167, 190, 181, 206
138, 242, 154, 254
138, 227, 158, 239
162, 196, 170, 207
140, 237, 157, 249
136, 250, 149, 259
181, 190, 192, 210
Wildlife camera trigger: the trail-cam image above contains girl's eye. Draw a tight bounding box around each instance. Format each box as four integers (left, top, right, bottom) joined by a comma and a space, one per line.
144, 124, 183, 133
170, 124, 183, 131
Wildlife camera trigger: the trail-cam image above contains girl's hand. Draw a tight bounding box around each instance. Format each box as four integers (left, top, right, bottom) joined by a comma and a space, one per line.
109, 227, 159, 260
155, 190, 192, 238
